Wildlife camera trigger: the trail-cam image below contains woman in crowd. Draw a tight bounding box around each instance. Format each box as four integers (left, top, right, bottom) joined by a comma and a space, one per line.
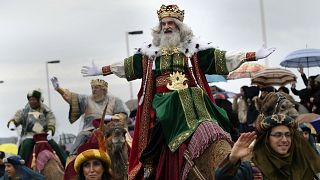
74, 148, 112, 180
1, 155, 44, 180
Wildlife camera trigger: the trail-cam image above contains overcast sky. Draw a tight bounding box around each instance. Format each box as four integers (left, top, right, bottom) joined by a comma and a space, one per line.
0, 0, 319, 139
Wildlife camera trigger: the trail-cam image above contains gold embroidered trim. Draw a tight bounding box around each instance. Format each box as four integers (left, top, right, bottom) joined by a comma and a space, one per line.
173, 53, 185, 72
168, 88, 213, 151
160, 55, 172, 74
190, 55, 208, 96
160, 46, 180, 56
128, 163, 142, 180
69, 93, 80, 124
192, 89, 211, 120
214, 49, 228, 74
124, 56, 136, 81
179, 89, 197, 127
138, 56, 153, 153
156, 73, 171, 87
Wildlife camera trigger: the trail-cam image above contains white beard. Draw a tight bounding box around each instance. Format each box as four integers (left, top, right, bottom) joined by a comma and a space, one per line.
159, 29, 181, 47
93, 93, 106, 102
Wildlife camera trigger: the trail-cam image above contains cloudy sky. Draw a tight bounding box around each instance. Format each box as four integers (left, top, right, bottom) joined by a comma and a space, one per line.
0, 0, 319, 139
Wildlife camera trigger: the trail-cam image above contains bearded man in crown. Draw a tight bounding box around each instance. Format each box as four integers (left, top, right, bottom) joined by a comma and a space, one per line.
81, 4, 275, 180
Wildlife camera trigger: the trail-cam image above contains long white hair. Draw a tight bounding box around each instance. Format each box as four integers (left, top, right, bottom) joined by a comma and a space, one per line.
152, 18, 194, 48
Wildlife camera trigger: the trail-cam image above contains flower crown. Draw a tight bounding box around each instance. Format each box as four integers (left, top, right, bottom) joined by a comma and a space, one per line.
157, 4, 184, 22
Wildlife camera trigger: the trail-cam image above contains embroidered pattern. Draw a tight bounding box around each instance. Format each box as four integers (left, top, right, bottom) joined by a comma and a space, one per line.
69, 93, 80, 123
214, 49, 228, 74
192, 89, 211, 120
124, 56, 136, 81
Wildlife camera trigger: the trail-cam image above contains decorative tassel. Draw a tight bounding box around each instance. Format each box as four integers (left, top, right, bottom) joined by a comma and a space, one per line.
152, 59, 155, 70
187, 56, 193, 67
138, 96, 144, 105
53, 151, 59, 161
31, 153, 36, 170
139, 56, 154, 105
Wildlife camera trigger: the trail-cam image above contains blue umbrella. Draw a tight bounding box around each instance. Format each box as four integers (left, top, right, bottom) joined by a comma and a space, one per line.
280, 48, 320, 68
205, 74, 227, 83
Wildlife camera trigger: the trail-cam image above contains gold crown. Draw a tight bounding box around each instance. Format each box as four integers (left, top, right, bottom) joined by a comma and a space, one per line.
90, 79, 108, 88
157, 4, 184, 22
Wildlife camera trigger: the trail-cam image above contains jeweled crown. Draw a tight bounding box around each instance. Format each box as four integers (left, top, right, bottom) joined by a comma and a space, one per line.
90, 79, 108, 88
157, 4, 184, 22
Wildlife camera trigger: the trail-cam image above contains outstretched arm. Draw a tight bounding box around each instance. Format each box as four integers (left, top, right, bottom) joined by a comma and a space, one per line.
81, 61, 105, 76
50, 76, 72, 103
80, 60, 128, 78
255, 44, 276, 60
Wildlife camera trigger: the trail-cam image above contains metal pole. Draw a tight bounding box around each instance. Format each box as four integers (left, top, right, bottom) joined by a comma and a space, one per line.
46, 60, 60, 108
125, 32, 134, 100
125, 31, 143, 100
260, 0, 268, 67
46, 62, 51, 107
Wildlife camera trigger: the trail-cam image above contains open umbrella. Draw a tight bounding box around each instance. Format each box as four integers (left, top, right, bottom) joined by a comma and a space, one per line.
280, 48, 320, 68
227, 62, 265, 80
251, 68, 297, 87
0, 143, 18, 155
205, 74, 227, 83
296, 113, 320, 134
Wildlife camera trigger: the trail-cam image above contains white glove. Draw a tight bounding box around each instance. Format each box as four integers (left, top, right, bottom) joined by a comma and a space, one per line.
81, 61, 103, 77
8, 122, 16, 131
104, 115, 113, 121
50, 76, 60, 90
47, 130, 53, 140
255, 44, 276, 59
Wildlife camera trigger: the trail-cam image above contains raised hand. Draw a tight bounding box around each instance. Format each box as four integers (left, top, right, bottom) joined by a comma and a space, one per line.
50, 76, 60, 90
8, 122, 16, 131
256, 44, 276, 59
298, 65, 304, 74
81, 61, 102, 77
229, 131, 257, 163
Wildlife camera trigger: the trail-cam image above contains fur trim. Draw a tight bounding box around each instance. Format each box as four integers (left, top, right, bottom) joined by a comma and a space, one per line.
137, 37, 215, 58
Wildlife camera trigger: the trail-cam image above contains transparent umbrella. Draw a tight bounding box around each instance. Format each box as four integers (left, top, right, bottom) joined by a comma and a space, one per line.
296, 113, 320, 134
280, 48, 320, 68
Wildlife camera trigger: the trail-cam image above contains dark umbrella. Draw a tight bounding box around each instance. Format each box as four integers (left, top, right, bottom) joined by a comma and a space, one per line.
296, 113, 320, 134
251, 68, 297, 87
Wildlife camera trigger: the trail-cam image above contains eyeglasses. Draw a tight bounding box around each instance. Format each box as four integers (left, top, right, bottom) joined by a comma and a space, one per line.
269, 132, 292, 139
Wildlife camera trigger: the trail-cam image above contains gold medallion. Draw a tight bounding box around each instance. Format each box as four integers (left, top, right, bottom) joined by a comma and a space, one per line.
166, 71, 188, 90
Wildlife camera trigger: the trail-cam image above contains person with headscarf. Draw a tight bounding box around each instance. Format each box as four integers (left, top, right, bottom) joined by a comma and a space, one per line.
6, 89, 66, 168
215, 114, 320, 179
74, 148, 112, 180
300, 125, 319, 154
80, 4, 275, 179
0, 155, 44, 180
